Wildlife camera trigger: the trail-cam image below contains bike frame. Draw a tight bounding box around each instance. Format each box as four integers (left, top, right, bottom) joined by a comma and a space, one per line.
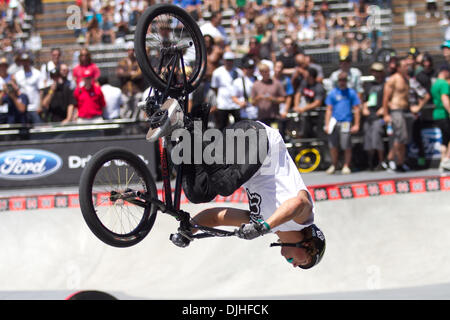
137, 47, 235, 240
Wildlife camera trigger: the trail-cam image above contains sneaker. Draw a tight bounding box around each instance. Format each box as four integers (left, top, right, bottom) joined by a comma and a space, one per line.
326, 165, 336, 174
441, 159, 450, 171
380, 161, 388, 170
146, 98, 184, 142
388, 160, 397, 171
341, 165, 351, 174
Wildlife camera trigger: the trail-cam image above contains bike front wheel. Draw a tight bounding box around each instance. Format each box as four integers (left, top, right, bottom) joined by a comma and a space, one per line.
134, 3, 207, 97
79, 147, 158, 247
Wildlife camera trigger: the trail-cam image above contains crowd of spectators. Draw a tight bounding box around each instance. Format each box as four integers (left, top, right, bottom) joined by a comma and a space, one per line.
0, 43, 141, 127
72, 0, 386, 59
0, 0, 449, 173
190, 35, 450, 173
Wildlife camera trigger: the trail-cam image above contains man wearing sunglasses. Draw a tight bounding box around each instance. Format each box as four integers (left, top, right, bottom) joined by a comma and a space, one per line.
169, 116, 326, 270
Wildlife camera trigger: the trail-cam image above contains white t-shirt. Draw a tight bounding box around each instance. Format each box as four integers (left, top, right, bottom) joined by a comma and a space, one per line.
211, 66, 241, 110
15, 67, 43, 112
231, 75, 258, 120
101, 84, 123, 119
242, 122, 315, 233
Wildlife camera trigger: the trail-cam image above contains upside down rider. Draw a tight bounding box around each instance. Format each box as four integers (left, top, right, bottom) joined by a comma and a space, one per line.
146, 99, 326, 269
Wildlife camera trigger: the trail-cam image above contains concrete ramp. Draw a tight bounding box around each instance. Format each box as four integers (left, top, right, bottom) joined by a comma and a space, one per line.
0, 191, 449, 299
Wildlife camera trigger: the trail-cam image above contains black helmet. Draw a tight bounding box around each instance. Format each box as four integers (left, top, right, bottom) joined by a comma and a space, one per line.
270, 224, 326, 270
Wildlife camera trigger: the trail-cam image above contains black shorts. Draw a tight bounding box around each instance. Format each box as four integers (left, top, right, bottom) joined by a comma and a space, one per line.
435, 118, 450, 146
182, 120, 269, 203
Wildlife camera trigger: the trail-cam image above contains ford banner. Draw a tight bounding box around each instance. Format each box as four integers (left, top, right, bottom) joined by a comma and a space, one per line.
0, 136, 157, 189
0, 149, 63, 180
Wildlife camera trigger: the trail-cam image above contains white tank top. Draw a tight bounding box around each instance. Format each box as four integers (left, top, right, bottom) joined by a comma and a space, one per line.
242, 122, 315, 233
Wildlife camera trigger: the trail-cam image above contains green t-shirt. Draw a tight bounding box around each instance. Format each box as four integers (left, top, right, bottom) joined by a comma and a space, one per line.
431, 78, 450, 120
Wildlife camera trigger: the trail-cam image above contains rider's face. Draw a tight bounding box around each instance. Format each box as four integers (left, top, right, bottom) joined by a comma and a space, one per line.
280, 246, 312, 268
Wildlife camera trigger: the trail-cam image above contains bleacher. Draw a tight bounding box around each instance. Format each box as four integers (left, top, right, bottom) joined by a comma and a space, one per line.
31, 0, 393, 78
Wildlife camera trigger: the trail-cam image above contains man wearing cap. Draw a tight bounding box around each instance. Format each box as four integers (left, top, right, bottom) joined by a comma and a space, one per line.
14, 53, 43, 124
329, 55, 364, 101
361, 62, 387, 171
441, 40, 450, 68
0, 79, 29, 125
211, 51, 242, 130
73, 68, 105, 122
41, 68, 76, 124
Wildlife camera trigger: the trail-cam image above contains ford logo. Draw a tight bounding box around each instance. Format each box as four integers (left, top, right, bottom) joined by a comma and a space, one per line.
0, 149, 62, 180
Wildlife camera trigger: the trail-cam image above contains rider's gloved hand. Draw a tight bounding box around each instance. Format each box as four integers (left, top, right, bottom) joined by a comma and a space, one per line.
170, 233, 191, 248
236, 219, 271, 240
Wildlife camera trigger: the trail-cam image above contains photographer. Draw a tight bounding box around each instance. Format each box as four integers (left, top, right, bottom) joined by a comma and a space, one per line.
40, 68, 75, 124
0, 80, 29, 124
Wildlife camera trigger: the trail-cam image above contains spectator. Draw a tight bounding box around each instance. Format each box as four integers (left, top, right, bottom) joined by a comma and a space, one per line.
85, 16, 102, 45
173, 0, 202, 21
73, 68, 105, 122
100, 4, 116, 44
40, 68, 75, 124
40, 48, 62, 89
304, 55, 324, 83
98, 76, 122, 120
441, 40, 450, 67
231, 58, 257, 120
204, 35, 223, 81
14, 53, 43, 124
292, 67, 325, 138
274, 60, 295, 139
430, 65, 450, 171
274, 60, 294, 118
188, 73, 217, 128
275, 36, 298, 77
251, 61, 286, 126
0, 78, 28, 124
72, 48, 100, 87
116, 41, 145, 118
324, 71, 361, 174
361, 62, 386, 171
415, 53, 435, 94
59, 63, 75, 89
200, 11, 229, 45
291, 53, 308, 92
382, 57, 411, 172
329, 55, 364, 101
0, 56, 12, 87
210, 51, 242, 130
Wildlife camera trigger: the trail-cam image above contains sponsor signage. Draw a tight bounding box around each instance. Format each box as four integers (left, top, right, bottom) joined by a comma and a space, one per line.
0, 149, 62, 180
0, 136, 156, 188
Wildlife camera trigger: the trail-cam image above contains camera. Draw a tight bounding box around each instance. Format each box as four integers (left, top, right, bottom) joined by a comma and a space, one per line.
6, 83, 14, 93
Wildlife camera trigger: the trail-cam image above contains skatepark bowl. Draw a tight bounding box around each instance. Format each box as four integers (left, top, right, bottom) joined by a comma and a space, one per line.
0, 180, 449, 300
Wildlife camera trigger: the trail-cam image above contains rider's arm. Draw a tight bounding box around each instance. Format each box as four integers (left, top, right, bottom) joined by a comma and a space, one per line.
190, 207, 250, 232
265, 190, 313, 230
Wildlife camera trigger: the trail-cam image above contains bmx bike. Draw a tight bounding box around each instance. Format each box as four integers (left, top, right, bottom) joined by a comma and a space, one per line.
78, 4, 238, 248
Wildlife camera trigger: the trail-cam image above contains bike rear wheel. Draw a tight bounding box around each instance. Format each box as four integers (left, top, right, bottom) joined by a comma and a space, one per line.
79, 147, 157, 247
134, 4, 207, 97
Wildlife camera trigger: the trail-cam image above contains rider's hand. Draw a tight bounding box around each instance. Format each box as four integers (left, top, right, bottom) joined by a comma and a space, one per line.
236, 219, 271, 240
